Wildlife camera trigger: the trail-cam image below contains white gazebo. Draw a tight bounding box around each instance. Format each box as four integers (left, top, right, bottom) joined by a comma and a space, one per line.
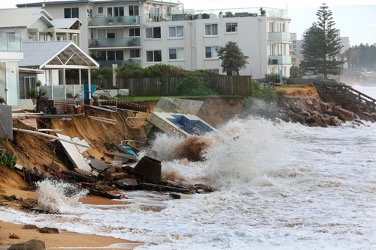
19, 40, 99, 101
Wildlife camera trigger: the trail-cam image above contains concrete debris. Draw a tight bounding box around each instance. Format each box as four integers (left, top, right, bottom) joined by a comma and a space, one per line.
18, 136, 213, 203
56, 133, 92, 173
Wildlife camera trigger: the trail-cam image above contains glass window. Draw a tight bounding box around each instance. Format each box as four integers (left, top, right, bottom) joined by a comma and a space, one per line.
114, 7, 124, 16
64, 8, 79, 18
129, 28, 140, 37
104, 50, 123, 61
98, 7, 103, 14
107, 7, 113, 17
146, 50, 162, 62
169, 26, 184, 38
107, 51, 115, 61
146, 27, 161, 39
226, 23, 238, 33
169, 48, 184, 60
205, 24, 218, 36
205, 46, 218, 58
130, 49, 140, 58
129, 5, 139, 16
116, 50, 123, 60
107, 31, 115, 39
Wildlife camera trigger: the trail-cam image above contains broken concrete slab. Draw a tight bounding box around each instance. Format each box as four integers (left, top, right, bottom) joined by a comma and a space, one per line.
56, 133, 92, 173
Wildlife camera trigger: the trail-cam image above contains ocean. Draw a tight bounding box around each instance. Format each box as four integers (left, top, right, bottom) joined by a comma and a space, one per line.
1, 84, 376, 250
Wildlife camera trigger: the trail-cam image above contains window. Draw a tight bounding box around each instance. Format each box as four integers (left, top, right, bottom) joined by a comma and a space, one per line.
107, 30, 116, 39
106, 50, 123, 61
169, 48, 184, 60
130, 49, 140, 58
97, 7, 103, 15
146, 50, 162, 62
205, 46, 218, 58
64, 8, 79, 18
129, 28, 140, 37
226, 23, 237, 33
129, 5, 139, 16
205, 24, 218, 36
146, 27, 161, 39
22, 77, 36, 99
107, 6, 124, 17
169, 26, 183, 38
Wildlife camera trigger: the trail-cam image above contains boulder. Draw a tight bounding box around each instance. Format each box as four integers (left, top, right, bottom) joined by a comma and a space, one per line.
332, 106, 355, 121
8, 239, 45, 250
38, 227, 59, 234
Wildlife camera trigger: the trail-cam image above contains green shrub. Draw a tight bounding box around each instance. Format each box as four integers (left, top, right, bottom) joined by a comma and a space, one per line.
0, 148, 16, 169
143, 64, 185, 78
177, 73, 218, 96
251, 82, 277, 102
265, 73, 287, 83
118, 64, 144, 78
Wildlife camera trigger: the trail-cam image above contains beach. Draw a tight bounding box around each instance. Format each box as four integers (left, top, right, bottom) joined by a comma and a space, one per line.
0, 186, 142, 249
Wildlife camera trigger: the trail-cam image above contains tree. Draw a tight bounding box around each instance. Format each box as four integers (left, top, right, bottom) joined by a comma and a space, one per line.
300, 3, 344, 79
29, 80, 48, 112
216, 41, 249, 76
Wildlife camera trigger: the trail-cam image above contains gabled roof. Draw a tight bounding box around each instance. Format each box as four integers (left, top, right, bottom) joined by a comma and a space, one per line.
51, 18, 81, 29
20, 41, 99, 70
0, 7, 53, 28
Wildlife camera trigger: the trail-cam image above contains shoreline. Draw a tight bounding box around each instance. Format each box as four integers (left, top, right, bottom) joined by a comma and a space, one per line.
0, 187, 142, 249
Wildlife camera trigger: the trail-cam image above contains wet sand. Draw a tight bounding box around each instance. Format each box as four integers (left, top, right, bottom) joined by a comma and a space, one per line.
0, 187, 142, 250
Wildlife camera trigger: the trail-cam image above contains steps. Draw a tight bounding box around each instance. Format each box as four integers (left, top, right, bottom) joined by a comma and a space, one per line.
314, 82, 376, 113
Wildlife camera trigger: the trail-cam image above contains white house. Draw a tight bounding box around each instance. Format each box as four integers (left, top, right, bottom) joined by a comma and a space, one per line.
16, 1, 292, 78
0, 32, 23, 107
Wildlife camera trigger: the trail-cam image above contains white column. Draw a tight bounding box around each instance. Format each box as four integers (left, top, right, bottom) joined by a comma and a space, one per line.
88, 69, 92, 103
63, 68, 66, 100
79, 69, 82, 85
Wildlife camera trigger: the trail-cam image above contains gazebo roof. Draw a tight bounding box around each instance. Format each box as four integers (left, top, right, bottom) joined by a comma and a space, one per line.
20, 41, 99, 70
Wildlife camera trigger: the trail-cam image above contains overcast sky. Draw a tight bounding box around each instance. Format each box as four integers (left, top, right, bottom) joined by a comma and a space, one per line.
1, 0, 375, 46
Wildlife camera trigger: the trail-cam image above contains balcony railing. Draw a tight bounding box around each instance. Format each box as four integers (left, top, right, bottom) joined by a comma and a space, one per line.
41, 84, 83, 101
88, 38, 141, 48
268, 55, 291, 65
89, 16, 141, 26
268, 32, 291, 43
0, 33, 21, 52
99, 59, 141, 68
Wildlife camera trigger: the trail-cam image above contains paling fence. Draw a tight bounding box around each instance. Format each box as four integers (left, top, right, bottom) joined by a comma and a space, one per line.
83, 75, 253, 96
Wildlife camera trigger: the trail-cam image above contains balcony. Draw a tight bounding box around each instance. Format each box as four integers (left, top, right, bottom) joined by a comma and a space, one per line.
0, 33, 21, 52
88, 16, 141, 27
268, 55, 291, 65
88, 38, 141, 49
268, 32, 291, 43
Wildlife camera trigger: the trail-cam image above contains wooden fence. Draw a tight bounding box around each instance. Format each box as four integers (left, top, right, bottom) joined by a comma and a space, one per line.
85, 75, 253, 96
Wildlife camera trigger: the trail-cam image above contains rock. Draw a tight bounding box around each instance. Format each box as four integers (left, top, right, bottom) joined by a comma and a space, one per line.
305, 117, 316, 124
332, 106, 355, 121
38, 227, 59, 234
9, 233, 20, 239
21, 225, 38, 230
329, 116, 343, 126
8, 239, 46, 250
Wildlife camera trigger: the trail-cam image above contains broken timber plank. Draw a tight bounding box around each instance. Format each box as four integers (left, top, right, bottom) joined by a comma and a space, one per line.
88, 116, 117, 125
104, 151, 138, 161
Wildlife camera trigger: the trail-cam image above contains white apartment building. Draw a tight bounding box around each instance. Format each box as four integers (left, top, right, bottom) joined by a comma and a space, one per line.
17, 0, 292, 78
